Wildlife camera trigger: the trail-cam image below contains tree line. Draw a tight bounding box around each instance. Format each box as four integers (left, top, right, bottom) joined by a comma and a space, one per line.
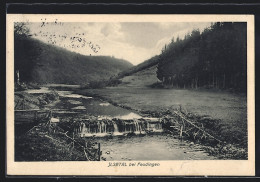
156, 22, 247, 92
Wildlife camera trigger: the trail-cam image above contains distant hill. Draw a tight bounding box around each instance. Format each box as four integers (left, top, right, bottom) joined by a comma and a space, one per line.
115, 55, 159, 79
14, 37, 133, 84
109, 55, 160, 88
119, 65, 159, 88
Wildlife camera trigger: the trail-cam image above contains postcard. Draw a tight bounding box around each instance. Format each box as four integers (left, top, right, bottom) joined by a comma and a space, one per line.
6, 14, 255, 176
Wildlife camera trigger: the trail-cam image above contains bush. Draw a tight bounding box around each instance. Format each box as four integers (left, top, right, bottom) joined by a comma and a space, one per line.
83, 81, 107, 89
149, 82, 164, 88
107, 78, 122, 87
38, 90, 59, 105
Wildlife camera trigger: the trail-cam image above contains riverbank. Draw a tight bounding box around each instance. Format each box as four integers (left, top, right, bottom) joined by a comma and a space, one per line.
15, 123, 87, 161
15, 89, 59, 110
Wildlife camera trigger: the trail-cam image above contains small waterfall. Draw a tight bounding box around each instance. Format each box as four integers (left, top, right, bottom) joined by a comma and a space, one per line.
133, 120, 143, 134
112, 120, 123, 136
113, 121, 119, 132
81, 122, 93, 137
79, 117, 163, 137
96, 121, 107, 137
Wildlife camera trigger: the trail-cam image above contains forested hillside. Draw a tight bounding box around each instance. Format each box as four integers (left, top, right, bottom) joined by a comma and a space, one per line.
156, 22, 247, 92
14, 24, 133, 85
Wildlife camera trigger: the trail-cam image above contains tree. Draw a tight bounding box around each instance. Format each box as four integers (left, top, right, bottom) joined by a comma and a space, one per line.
14, 22, 42, 83
156, 22, 247, 92
14, 22, 30, 38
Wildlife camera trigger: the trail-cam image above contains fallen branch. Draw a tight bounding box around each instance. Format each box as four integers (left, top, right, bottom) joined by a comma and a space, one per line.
63, 132, 85, 148
173, 111, 222, 143
83, 148, 90, 161
44, 134, 66, 144
56, 128, 100, 161
169, 126, 190, 137
25, 125, 39, 135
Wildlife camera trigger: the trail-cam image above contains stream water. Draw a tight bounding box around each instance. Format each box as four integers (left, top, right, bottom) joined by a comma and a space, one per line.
24, 85, 216, 160
95, 135, 214, 160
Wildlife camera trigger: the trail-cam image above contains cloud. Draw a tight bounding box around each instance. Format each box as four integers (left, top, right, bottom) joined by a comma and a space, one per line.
27, 22, 212, 65
155, 37, 172, 53
120, 22, 166, 49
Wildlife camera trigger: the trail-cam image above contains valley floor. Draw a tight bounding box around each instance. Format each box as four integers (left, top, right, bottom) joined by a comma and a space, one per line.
76, 85, 247, 149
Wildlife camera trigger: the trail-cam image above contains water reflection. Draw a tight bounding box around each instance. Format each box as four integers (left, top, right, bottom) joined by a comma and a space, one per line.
26, 87, 143, 120
25, 87, 50, 94
99, 103, 110, 106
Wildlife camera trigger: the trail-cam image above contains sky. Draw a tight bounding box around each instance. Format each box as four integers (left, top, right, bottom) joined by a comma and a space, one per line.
27, 22, 212, 65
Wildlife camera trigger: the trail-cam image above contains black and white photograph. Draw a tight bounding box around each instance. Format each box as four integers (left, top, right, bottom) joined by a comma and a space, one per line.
6, 14, 255, 176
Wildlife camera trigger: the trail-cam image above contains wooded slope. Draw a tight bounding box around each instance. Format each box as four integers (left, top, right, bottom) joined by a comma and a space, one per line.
14, 36, 133, 84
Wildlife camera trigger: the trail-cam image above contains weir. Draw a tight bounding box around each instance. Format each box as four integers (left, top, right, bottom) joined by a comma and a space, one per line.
79, 118, 163, 137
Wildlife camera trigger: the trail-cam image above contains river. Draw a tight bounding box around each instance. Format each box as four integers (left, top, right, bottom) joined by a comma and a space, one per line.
24, 85, 216, 160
